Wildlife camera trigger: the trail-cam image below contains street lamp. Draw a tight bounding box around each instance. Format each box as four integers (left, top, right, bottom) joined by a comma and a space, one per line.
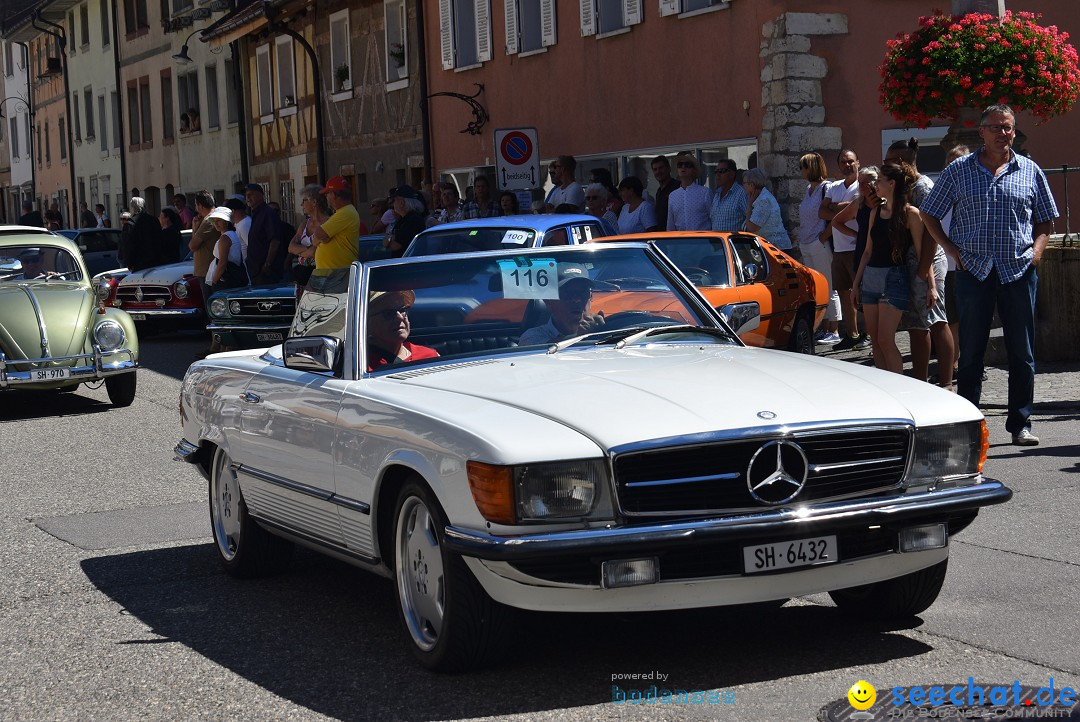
0, 96, 32, 120
172, 29, 200, 65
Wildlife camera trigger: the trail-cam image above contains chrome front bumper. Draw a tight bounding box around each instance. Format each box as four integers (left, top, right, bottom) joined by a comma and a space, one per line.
0, 347, 138, 387
122, 307, 201, 317
444, 478, 1012, 561
174, 439, 201, 462
205, 322, 290, 332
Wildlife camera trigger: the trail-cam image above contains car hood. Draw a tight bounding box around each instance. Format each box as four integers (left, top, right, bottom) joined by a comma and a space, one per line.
396, 346, 981, 450
118, 261, 194, 285
0, 283, 93, 361
210, 283, 294, 300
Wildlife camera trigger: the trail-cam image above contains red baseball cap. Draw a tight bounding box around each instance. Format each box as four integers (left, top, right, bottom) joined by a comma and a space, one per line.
320, 175, 351, 194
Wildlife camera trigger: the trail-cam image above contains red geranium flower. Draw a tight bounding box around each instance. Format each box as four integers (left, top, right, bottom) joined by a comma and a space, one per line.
879, 10, 1080, 127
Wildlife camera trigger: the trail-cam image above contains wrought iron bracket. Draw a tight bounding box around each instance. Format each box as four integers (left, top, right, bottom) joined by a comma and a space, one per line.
425, 84, 488, 136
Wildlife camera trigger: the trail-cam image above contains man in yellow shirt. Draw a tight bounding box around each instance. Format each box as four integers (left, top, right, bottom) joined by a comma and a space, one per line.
311, 175, 360, 275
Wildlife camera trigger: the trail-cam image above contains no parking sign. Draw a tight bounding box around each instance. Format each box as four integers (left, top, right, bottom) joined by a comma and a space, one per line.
494, 127, 540, 191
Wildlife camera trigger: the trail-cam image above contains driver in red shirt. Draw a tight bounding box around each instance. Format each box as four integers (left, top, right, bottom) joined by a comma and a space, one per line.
366, 290, 439, 371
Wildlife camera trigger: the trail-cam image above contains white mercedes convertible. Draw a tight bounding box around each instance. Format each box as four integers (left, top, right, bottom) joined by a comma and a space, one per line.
175, 243, 1011, 671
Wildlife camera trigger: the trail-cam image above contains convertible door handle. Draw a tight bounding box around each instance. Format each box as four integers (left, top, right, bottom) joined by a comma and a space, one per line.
239, 392, 262, 404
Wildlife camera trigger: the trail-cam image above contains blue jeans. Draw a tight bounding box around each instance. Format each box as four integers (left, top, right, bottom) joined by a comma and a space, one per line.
955, 265, 1037, 433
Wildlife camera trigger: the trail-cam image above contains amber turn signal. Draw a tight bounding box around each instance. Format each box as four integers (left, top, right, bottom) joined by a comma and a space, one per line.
466, 461, 516, 525
978, 420, 990, 472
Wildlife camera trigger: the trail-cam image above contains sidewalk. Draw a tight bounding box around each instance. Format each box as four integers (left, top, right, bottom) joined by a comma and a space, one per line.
819, 333, 1080, 412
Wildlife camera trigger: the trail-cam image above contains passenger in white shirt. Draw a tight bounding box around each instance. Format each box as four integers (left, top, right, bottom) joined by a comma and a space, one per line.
666, 153, 712, 231
544, 155, 585, 212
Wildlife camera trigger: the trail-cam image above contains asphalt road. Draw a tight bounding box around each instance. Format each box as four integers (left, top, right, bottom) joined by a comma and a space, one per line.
1, 330, 1078, 721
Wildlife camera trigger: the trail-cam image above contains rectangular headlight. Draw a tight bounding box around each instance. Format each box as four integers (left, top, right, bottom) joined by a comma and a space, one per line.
516, 460, 611, 521
909, 420, 986, 483
467, 459, 614, 524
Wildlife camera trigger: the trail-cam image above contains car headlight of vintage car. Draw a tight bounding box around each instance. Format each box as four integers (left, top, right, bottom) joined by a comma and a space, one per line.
230, 300, 242, 315
173, 280, 189, 299
907, 420, 988, 486
92, 319, 126, 350
467, 459, 614, 524
209, 298, 229, 317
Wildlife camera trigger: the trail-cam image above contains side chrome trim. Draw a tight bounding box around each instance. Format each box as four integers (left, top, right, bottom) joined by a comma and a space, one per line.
236, 464, 332, 501
332, 496, 372, 514
236, 464, 371, 514
443, 478, 1011, 562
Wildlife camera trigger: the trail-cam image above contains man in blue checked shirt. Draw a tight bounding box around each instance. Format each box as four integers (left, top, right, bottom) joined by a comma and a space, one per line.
922, 104, 1058, 446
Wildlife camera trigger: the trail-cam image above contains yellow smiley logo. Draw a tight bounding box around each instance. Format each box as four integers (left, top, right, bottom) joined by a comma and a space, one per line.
848, 680, 877, 711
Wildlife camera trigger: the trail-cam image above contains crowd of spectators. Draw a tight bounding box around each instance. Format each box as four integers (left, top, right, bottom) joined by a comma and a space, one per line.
56, 102, 1052, 446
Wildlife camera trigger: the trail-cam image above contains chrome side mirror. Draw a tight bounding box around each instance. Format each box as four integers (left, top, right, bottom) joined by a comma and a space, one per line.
718, 301, 761, 335
283, 336, 340, 373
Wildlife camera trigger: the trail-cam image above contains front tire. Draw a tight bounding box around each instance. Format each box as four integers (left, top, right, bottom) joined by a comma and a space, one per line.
787, 310, 815, 355
105, 372, 137, 406
393, 478, 513, 671
829, 559, 948, 620
209, 446, 293, 577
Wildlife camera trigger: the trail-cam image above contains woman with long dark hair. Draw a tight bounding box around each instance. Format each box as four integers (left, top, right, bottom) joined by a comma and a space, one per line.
885, 138, 953, 388
851, 162, 931, 374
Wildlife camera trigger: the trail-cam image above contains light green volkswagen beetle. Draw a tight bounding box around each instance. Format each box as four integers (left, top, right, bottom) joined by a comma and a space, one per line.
0, 228, 139, 406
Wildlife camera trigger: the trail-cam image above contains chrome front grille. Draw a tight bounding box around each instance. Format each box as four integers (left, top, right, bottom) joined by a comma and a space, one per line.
232, 298, 296, 316
116, 285, 171, 303
613, 426, 911, 516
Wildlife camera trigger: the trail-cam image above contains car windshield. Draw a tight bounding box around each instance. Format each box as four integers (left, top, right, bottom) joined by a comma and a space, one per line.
407, 227, 540, 256
0, 244, 84, 283
362, 245, 737, 373
651, 236, 732, 287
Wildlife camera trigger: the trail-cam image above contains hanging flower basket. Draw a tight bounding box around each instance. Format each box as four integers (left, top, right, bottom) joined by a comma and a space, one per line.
879, 11, 1080, 128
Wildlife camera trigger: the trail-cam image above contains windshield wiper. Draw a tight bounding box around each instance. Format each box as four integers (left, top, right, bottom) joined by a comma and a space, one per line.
610, 325, 735, 349
546, 328, 638, 354
546, 325, 733, 355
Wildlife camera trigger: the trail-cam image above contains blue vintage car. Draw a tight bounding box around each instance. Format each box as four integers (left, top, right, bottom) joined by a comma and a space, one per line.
206, 235, 388, 349
403, 214, 614, 256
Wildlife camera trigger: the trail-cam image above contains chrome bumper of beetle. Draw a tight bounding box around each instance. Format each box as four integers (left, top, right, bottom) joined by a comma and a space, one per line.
0, 347, 138, 388
443, 478, 1012, 561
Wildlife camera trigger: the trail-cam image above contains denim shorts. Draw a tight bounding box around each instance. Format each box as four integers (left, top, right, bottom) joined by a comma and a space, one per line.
860, 265, 908, 310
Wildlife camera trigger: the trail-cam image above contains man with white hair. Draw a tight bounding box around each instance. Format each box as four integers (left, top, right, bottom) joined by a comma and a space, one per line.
119, 196, 162, 271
